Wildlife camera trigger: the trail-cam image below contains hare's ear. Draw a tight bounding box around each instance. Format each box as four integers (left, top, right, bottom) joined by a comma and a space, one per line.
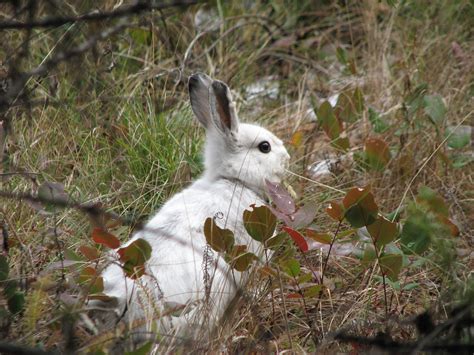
209, 80, 239, 136
188, 73, 213, 128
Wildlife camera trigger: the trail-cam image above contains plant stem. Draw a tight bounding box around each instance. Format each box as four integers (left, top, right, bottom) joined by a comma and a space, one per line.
320, 220, 343, 285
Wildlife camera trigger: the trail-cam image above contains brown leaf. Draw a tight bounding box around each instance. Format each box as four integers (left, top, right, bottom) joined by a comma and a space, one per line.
92, 228, 121, 249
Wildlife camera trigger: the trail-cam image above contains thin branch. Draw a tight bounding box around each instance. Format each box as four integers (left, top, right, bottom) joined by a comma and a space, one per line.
320, 220, 343, 285
0, 189, 140, 228
0, 0, 197, 30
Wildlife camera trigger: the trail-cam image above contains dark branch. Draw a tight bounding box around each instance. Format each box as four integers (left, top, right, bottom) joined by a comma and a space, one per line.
0, 341, 56, 355
0, 0, 197, 30
334, 304, 474, 353
334, 333, 474, 352
0, 190, 142, 229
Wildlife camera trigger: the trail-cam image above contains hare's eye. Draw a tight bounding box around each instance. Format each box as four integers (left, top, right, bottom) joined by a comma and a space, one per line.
258, 141, 271, 153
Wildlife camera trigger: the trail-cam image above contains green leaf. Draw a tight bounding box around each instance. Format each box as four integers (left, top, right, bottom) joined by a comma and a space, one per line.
336, 47, 347, 65
305, 230, 332, 244
0, 255, 9, 282
335, 91, 358, 123
361, 244, 376, 266
343, 187, 379, 228
64, 249, 83, 261
405, 83, 428, 117
379, 253, 403, 281
243, 204, 276, 243
117, 238, 152, 279
365, 137, 391, 171
400, 219, 431, 255
282, 258, 300, 277
317, 101, 342, 140
296, 272, 313, 284
353, 87, 365, 115
265, 233, 288, 250
302, 284, 323, 298
368, 107, 390, 133
331, 136, 350, 152
367, 216, 399, 248
7, 292, 25, 314
203, 218, 235, 254
376, 276, 400, 290
128, 28, 151, 45
423, 94, 446, 126
3, 280, 18, 299
403, 282, 419, 291
446, 125, 471, 149
79, 267, 104, 294
451, 153, 473, 169
417, 186, 449, 216
229, 249, 258, 272
90, 277, 104, 295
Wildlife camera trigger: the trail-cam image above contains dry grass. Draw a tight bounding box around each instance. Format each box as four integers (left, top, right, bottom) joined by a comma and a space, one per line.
0, 0, 473, 353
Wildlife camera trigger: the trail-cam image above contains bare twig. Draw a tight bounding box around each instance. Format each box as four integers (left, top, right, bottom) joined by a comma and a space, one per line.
333, 304, 474, 353
334, 332, 474, 352
0, 189, 140, 228
0, 0, 197, 30
320, 220, 343, 285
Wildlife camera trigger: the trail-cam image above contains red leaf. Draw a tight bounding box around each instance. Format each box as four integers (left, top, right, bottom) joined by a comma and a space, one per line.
91, 228, 120, 249
282, 226, 308, 253
326, 201, 344, 221
287, 293, 303, 299
79, 245, 100, 261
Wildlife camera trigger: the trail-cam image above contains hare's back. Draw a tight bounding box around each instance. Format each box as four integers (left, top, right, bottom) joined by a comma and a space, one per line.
144, 178, 264, 246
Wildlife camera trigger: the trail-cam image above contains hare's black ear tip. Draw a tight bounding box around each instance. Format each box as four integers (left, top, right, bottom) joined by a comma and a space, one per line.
211, 80, 227, 93
188, 74, 200, 89
188, 72, 211, 91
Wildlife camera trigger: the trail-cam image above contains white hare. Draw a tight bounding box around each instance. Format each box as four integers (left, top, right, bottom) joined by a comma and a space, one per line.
99, 73, 290, 343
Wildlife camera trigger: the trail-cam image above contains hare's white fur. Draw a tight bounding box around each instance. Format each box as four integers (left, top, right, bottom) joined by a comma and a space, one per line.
100, 73, 289, 340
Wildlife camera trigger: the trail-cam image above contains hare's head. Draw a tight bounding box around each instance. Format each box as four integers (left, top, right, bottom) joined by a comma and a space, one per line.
188, 73, 290, 195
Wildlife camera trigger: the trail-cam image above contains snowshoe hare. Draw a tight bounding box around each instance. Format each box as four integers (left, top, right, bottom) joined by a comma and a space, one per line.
99, 73, 290, 343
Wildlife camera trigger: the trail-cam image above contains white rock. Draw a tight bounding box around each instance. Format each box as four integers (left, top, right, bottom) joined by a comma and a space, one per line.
244, 76, 279, 100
